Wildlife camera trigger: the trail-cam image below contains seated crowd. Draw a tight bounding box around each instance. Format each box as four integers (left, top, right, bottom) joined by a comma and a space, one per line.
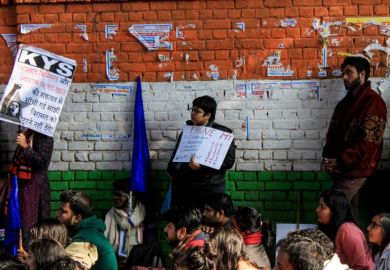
1, 183, 390, 270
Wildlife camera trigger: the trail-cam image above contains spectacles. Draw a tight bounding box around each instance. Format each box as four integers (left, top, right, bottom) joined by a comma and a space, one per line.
189, 107, 205, 114
368, 221, 383, 229
113, 192, 129, 198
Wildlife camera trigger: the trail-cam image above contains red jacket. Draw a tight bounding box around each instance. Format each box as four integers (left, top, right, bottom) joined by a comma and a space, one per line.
323, 81, 387, 177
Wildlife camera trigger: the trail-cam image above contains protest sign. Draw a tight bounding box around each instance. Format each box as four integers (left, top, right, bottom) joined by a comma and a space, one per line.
0, 45, 76, 136
173, 125, 234, 170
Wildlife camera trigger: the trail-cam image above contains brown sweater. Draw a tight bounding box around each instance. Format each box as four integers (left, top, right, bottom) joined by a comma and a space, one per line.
323, 81, 387, 178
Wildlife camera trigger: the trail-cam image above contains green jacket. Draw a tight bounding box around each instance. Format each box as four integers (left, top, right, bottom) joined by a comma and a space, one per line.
73, 215, 118, 270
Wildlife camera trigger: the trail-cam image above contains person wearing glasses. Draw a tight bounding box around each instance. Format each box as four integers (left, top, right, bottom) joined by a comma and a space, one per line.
167, 95, 235, 208
316, 189, 374, 270
367, 213, 390, 270
104, 179, 145, 268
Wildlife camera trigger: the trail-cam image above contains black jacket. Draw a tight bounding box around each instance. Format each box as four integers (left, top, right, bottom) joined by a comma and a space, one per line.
167, 120, 236, 187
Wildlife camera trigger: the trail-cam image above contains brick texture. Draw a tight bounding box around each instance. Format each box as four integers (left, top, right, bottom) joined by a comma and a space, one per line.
0, 0, 388, 83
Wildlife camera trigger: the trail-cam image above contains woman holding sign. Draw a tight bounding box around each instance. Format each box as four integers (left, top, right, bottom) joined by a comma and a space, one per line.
11, 128, 54, 247
167, 95, 235, 209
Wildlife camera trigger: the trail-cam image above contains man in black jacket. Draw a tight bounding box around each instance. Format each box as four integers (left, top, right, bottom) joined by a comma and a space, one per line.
167, 95, 235, 208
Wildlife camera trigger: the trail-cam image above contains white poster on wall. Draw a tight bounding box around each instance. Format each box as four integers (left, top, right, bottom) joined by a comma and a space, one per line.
173, 125, 234, 170
0, 45, 77, 137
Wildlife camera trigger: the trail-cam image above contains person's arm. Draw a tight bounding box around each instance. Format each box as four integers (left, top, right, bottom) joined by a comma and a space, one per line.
167, 132, 183, 177
17, 132, 53, 170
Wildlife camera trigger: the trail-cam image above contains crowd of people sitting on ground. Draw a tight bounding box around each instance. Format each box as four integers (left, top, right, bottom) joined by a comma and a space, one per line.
2, 184, 390, 270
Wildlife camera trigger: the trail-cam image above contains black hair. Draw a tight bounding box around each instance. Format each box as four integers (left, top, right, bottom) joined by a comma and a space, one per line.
113, 179, 130, 194
204, 192, 235, 217
192, 95, 217, 123
162, 206, 202, 234
375, 213, 390, 257
341, 56, 371, 82
317, 189, 358, 241
174, 246, 216, 270
276, 233, 327, 270
60, 190, 93, 219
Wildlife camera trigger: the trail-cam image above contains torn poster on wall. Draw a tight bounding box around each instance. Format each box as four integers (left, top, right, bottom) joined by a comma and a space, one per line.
250, 82, 266, 98
207, 65, 220, 80
75, 24, 88, 41
267, 65, 294, 77
236, 22, 245, 31
93, 83, 132, 96
234, 83, 247, 97
0, 34, 17, 56
280, 18, 297, 27
106, 49, 119, 81
0, 45, 76, 136
20, 24, 52, 34
129, 24, 173, 51
105, 25, 118, 39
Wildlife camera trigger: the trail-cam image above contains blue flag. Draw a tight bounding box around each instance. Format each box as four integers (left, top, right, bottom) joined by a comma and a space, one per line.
130, 76, 150, 192
4, 175, 21, 256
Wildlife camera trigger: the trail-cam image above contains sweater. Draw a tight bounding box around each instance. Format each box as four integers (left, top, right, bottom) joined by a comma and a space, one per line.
72, 215, 118, 270
336, 222, 374, 270
323, 81, 387, 177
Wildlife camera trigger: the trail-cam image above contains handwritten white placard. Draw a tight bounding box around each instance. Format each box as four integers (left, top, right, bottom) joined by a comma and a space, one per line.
173, 125, 234, 170
0, 45, 76, 136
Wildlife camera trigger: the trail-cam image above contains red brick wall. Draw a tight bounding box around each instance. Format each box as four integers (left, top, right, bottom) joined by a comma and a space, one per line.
0, 5, 16, 83
0, 0, 389, 83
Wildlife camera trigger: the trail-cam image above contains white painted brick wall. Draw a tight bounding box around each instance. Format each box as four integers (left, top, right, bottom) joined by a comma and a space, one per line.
1, 79, 389, 172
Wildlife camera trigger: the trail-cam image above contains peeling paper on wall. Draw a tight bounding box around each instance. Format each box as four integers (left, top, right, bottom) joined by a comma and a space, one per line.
163, 72, 174, 82
129, 24, 173, 51
0, 34, 17, 56
75, 24, 88, 40
106, 49, 119, 81
158, 54, 170, 62
82, 58, 87, 73
21, 24, 52, 34
363, 43, 390, 59
105, 25, 118, 39
267, 65, 294, 77
207, 65, 220, 80
236, 22, 245, 31
251, 82, 266, 98
176, 28, 184, 39
280, 18, 297, 28
263, 50, 281, 66
235, 83, 247, 97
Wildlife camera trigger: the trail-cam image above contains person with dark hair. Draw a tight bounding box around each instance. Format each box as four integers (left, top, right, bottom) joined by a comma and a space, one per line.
104, 179, 145, 267
25, 238, 67, 270
46, 256, 84, 270
10, 128, 53, 247
286, 229, 350, 270
173, 246, 216, 270
322, 55, 387, 218
202, 192, 235, 229
274, 231, 327, 270
17, 218, 68, 263
208, 228, 259, 270
57, 190, 117, 270
167, 95, 236, 208
234, 207, 271, 269
316, 189, 373, 270
367, 213, 390, 270
162, 206, 208, 258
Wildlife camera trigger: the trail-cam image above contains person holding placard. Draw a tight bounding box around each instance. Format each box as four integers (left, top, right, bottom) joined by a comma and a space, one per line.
167, 95, 235, 209
10, 128, 53, 247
